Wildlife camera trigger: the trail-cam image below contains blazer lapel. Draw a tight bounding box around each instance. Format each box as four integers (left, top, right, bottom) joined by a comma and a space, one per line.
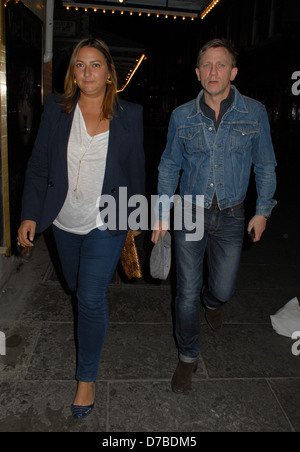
104, 106, 129, 184
57, 106, 76, 182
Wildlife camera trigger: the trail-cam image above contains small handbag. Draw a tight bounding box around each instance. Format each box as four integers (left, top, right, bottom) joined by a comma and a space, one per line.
150, 231, 171, 280
120, 230, 142, 279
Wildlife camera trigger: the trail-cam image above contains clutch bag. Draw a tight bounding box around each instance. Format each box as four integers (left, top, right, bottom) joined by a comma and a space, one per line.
120, 230, 142, 279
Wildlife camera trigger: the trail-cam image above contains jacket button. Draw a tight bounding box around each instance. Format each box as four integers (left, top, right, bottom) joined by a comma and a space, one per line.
48, 181, 54, 187
111, 187, 117, 193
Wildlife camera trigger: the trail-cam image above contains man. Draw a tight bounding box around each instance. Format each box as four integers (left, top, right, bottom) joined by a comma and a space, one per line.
151, 38, 277, 393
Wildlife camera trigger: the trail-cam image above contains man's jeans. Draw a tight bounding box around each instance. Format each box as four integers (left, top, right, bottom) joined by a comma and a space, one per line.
52, 226, 126, 382
173, 204, 245, 363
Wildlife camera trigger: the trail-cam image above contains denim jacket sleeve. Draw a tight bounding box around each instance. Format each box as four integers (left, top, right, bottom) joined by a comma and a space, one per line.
155, 111, 183, 221
251, 106, 277, 217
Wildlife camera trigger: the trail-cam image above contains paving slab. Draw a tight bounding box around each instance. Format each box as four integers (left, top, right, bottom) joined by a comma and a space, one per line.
0, 381, 107, 432
107, 380, 293, 432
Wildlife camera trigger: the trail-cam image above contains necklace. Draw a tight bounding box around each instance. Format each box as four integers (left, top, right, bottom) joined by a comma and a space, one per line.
73, 112, 102, 197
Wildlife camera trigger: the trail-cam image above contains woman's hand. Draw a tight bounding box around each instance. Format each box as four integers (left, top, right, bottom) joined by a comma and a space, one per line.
17, 220, 37, 247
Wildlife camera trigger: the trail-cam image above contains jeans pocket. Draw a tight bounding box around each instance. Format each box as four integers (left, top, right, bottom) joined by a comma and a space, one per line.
228, 205, 245, 221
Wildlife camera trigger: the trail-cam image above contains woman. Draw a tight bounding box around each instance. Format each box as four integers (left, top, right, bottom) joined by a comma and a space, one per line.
18, 38, 145, 419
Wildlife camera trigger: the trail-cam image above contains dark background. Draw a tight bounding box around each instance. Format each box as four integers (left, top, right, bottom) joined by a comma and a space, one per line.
4, 0, 300, 253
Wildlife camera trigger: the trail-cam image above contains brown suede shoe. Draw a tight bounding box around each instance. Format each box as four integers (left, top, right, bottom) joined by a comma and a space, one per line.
205, 306, 223, 330
171, 360, 198, 393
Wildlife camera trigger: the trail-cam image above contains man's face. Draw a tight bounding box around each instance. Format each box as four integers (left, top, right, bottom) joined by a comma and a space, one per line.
196, 46, 238, 99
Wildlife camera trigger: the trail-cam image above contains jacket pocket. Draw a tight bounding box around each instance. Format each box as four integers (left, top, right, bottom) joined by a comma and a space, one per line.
230, 124, 258, 150
178, 126, 204, 154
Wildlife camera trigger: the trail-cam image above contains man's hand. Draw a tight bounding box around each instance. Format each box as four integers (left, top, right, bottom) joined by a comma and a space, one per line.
151, 221, 169, 244
247, 215, 267, 242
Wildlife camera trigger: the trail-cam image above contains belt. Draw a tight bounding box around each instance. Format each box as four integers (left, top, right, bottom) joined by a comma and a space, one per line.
208, 202, 244, 212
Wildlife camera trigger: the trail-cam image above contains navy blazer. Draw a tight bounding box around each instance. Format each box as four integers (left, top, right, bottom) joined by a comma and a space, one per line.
21, 94, 145, 235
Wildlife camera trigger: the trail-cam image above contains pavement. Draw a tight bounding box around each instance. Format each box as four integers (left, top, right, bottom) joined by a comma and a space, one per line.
0, 190, 300, 433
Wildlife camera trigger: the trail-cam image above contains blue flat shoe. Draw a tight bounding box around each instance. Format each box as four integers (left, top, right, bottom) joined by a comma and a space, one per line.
71, 403, 94, 419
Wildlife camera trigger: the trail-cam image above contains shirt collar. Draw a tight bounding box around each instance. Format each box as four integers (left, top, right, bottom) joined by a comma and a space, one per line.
199, 87, 235, 116
188, 85, 248, 118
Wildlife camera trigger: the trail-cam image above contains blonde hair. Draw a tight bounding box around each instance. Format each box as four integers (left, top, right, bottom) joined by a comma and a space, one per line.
196, 38, 238, 68
61, 38, 118, 117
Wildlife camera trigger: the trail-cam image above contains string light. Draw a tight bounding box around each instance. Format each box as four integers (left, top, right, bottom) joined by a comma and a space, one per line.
62, 3, 199, 20
201, 0, 221, 19
117, 54, 146, 93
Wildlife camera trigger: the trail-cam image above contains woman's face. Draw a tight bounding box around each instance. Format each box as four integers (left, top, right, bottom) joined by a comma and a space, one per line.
74, 46, 111, 98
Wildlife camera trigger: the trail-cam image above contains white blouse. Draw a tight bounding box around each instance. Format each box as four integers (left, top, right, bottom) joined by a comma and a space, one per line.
53, 104, 109, 234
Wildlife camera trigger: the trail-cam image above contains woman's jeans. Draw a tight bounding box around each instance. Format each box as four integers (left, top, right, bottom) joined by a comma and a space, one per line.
52, 226, 126, 382
173, 204, 245, 363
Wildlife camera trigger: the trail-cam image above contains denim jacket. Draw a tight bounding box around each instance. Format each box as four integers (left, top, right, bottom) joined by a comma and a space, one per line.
157, 85, 277, 220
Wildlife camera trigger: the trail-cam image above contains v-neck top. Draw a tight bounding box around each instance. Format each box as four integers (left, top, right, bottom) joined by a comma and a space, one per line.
53, 104, 109, 234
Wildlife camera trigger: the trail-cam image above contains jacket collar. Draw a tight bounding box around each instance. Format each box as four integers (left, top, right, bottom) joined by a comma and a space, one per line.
188, 85, 248, 119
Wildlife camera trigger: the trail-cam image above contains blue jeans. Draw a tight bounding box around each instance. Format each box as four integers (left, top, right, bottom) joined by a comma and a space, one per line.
52, 226, 126, 382
173, 204, 245, 363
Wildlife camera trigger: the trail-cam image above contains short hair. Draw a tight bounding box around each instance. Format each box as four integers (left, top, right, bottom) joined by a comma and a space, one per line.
61, 38, 118, 117
196, 38, 238, 68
